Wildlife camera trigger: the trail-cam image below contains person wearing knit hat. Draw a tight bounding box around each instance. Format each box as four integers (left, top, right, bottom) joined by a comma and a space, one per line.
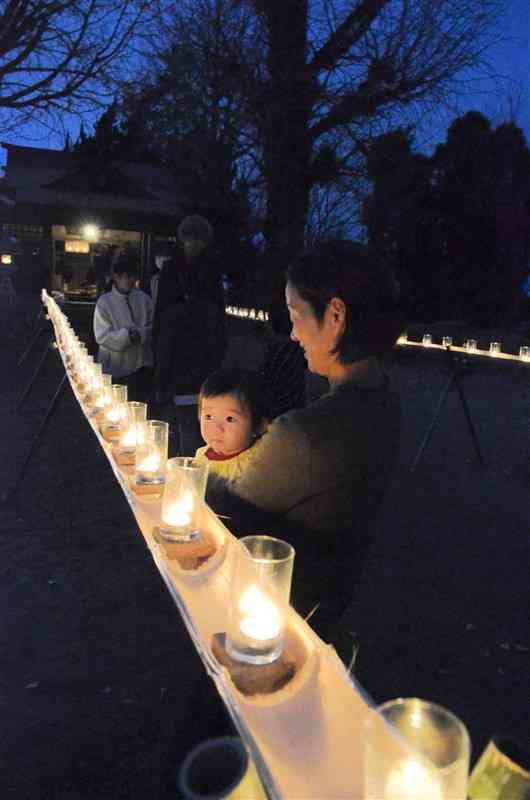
151, 215, 227, 454
177, 215, 213, 250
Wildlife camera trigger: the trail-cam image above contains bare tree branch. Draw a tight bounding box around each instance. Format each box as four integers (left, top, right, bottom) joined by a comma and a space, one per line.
0, 0, 163, 128
306, 0, 392, 79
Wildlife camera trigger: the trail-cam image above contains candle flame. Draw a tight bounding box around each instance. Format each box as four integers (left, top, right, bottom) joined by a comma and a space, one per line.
106, 407, 121, 423
121, 427, 137, 448
385, 759, 443, 800
239, 585, 281, 642
137, 453, 160, 473
162, 491, 194, 528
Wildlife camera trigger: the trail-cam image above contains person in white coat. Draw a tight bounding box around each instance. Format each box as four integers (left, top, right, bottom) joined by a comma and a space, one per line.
93, 258, 153, 401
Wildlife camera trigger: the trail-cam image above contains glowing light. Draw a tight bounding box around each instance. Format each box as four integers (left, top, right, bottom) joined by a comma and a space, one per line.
385, 759, 443, 800
239, 586, 281, 642
162, 491, 194, 528
82, 224, 99, 242
137, 453, 160, 473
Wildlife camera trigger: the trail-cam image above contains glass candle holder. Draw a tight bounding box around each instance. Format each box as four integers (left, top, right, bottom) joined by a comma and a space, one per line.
422, 334, 432, 347
101, 384, 128, 432
226, 536, 295, 666
442, 336, 453, 348
134, 420, 168, 487
91, 373, 112, 414
363, 698, 470, 800
519, 345, 530, 362
468, 734, 530, 800
113, 401, 147, 462
489, 341, 501, 356
159, 457, 209, 543
80, 360, 100, 402
465, 339, 477, 353
178, 737, 267, 800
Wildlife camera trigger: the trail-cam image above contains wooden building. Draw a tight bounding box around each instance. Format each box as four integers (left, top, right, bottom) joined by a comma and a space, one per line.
0, 143, 187, 297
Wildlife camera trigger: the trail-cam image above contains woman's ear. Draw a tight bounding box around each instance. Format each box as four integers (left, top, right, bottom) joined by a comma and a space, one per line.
328, 297, 346, 328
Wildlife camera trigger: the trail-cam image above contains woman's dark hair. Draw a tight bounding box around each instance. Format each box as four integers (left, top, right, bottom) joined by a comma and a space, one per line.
199, 369, 270, 429
286, 239, 403, 363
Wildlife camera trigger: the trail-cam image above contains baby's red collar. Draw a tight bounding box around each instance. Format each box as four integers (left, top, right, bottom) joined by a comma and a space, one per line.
205, 444, 251, 461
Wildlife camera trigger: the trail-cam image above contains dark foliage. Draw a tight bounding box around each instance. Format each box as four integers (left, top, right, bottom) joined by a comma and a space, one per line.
362, 113, 530, 326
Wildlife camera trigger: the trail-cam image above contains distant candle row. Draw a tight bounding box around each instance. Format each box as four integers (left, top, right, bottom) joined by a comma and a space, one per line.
397, 332, 530, 362
225, 306, 269, 322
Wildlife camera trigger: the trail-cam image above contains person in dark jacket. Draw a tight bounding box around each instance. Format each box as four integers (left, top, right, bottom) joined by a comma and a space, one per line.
151, 216, 227, 454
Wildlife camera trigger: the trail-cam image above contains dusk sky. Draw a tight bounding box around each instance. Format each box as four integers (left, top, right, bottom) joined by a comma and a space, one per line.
1, 0, 528, 170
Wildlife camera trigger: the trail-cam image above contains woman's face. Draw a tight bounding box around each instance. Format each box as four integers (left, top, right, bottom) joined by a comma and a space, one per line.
285, 282, 345, 377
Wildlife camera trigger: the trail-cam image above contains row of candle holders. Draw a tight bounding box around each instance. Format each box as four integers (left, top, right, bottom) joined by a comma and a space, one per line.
43, 289, 299, 673
225, 305, 530, 363
398, 332, 530, 361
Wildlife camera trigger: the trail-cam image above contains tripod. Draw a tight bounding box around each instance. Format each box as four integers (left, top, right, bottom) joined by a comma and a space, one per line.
1, 314, 68, 508
410, 346, 484, 471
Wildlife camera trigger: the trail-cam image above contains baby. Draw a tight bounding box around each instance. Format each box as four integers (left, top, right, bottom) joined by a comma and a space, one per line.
195, 369, 269, 481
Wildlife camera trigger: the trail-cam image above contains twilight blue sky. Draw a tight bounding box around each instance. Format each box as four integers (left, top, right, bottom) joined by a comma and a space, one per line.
1, 0, 528, 170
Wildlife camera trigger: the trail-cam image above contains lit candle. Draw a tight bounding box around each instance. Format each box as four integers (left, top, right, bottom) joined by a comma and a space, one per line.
385, 759, 443, 800
106, 407, 121, 423
162, 491, 193, 528
489, 341, 501, 356
239, 586, 281, 643
121, 428, 137, 448
137, 452, 160, 474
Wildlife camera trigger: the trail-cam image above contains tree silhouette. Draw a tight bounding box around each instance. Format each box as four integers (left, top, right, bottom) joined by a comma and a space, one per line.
107, 0, 504, 292
0, 0, 161, 132
363, 111, 530, 325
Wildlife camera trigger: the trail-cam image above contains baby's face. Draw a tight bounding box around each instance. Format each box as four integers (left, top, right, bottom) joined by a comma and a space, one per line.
200, 394, 254, 456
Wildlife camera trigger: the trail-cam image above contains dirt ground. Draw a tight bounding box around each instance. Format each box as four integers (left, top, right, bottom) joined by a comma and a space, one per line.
1, 297, 529, 799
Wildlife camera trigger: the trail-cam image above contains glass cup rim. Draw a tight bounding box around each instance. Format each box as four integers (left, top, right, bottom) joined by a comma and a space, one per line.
179, 736, 248, 798
168, 456, 208, 471
239, 535, 295, 564
142, 419, 169, 430
373, 696, 470, 750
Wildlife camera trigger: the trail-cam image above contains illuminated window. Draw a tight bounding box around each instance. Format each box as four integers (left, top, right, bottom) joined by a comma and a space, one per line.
65, 240, 90, 254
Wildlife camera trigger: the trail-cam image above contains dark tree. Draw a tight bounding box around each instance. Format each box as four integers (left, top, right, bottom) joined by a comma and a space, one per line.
0, 0, 161, 133
363, 111, 530, 325
113, 0, 504, 294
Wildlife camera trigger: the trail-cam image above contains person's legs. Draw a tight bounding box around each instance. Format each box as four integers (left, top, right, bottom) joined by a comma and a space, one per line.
289, 535, 372, 668
123, 367, 153, 403
173, 404, 202, 456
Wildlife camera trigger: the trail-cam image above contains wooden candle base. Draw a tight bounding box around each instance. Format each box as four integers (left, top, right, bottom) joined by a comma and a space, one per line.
113, 448, 135, 466
211, 633, 296, 696
128, 476, 164, 498
100, 426, 121, 443
153, 528, 216, 570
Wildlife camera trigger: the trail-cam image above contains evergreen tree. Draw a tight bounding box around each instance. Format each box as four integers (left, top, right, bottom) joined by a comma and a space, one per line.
363, 111, 530, 325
